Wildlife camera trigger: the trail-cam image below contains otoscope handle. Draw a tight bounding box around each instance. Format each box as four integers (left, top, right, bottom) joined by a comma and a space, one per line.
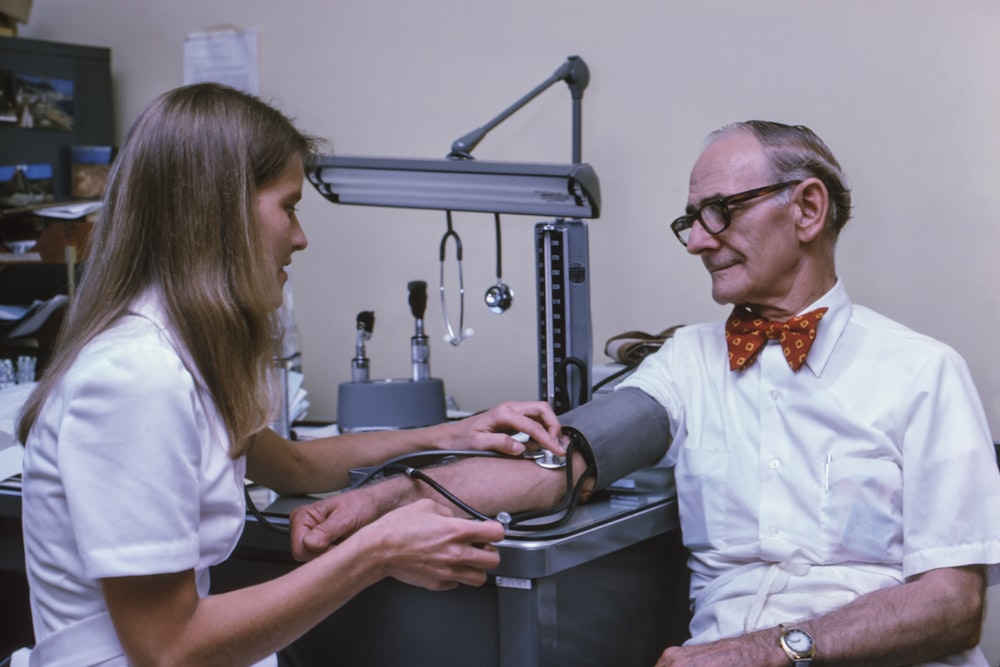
408, 281, 431, 381
352, 310, 374, 382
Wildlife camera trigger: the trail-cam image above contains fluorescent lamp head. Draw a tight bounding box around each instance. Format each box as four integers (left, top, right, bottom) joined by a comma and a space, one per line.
307, 155, 601, 219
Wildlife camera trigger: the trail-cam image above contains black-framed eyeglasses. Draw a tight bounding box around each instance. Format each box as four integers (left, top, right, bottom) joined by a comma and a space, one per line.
670, 180, 801, 246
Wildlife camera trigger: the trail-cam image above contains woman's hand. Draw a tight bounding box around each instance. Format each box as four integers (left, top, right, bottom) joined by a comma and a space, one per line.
438, 400, 565, 456
359, 499, 504, 590
104, 500, 504, 666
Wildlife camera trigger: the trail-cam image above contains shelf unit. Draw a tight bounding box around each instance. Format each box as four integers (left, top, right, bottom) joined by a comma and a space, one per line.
0, 35, 111, 375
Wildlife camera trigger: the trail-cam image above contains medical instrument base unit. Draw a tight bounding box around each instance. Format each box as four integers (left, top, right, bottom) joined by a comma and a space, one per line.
337, 377, 447, 432
337, 282, 447, 431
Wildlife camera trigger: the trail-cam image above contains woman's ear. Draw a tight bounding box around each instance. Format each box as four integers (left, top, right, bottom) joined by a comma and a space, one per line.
794, 178, 829, 243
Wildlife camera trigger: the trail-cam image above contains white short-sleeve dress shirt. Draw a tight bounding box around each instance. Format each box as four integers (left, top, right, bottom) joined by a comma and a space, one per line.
619, 280, 1000, 666
21, 291, 274, 666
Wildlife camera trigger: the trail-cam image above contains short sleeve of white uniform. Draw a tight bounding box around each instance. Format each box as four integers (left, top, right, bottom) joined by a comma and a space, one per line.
56, 322, 210, 579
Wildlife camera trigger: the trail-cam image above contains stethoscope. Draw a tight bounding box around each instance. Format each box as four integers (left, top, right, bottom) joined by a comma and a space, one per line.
439, 211, 472, 346
439, 212, 514, 346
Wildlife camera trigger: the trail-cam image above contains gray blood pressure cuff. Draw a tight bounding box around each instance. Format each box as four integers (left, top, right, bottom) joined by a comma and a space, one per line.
559, 386, 671, 491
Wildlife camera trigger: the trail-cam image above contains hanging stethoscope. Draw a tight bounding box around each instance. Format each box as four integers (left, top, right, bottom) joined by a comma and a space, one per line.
440, 211, 473, 346
484, 213, 514, 314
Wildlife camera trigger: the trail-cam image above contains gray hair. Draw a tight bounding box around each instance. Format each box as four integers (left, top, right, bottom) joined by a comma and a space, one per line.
708, 120, 852, 235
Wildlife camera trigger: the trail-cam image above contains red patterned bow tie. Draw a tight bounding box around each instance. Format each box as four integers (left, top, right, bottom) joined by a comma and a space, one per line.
726, 307, 828, 372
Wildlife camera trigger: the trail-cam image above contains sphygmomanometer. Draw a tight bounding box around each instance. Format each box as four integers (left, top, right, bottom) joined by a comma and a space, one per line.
247, 386, 670, 534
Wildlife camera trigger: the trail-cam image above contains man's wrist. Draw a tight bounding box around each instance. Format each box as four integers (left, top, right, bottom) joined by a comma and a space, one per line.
379, 463, 469, 515
364, 472, 420, 517
778, 624, 816, 666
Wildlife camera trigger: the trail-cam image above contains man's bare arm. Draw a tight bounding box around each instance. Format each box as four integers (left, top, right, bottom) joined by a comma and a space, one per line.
655, 565, 986, 667
289, 448, 592, 561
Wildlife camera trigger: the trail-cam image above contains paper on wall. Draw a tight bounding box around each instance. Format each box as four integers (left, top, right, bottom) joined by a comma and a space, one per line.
183, 26, 260, 96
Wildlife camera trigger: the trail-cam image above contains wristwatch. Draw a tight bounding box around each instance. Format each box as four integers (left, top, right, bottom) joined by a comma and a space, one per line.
778, 625, 816, 666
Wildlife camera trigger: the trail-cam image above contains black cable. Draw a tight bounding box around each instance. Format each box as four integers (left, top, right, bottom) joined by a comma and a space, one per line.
439, 211, 463, 261
503, 447, 596, 531
244, 485, 289, 534
350, 449, 513, 489
557, 356, 590, 410
591, 363, 636, 393
493, 213, 503, 280
502, 451, 578, 524
401, 467, 497, 522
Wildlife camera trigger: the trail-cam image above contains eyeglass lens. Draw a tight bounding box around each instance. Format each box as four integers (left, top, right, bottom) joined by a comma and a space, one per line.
687, 206, 726, 243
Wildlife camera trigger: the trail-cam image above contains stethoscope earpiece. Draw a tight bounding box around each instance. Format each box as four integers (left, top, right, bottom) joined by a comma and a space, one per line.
442, 327, 475, 346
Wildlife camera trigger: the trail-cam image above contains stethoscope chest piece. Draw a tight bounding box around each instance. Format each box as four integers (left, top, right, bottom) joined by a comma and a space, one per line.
484, 281, 514, 314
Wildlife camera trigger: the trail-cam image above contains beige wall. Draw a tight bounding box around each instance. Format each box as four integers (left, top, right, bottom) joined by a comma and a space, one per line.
19, 0, 1000, 437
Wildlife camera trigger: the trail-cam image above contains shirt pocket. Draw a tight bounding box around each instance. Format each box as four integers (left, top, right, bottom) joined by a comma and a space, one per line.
819, 453, 902, 563
675, 447, 731, 550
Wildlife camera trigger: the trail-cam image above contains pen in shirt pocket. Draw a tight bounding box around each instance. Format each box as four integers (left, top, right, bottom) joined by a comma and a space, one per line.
824, 453, 832, 493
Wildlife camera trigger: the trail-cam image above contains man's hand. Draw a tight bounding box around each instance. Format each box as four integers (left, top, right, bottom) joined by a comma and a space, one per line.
654, 633, 779, 667
289, 485, 386, 561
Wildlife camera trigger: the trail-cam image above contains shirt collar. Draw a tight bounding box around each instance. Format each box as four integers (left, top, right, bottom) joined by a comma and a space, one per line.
797, 279, 851, 376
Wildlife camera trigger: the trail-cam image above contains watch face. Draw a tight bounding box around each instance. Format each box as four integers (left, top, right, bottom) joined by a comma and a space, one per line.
785, 629, 812, 652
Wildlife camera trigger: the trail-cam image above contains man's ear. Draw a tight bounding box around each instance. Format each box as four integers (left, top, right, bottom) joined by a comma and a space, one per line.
794, 178, 829, 243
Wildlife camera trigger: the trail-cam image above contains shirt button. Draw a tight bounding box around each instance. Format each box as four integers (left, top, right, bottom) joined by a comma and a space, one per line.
770, 389, 780, 400
769, 458, 781, 469
769, 526, 779, 536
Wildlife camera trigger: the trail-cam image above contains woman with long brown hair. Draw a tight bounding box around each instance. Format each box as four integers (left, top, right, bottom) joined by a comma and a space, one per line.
16, 83, 562, 666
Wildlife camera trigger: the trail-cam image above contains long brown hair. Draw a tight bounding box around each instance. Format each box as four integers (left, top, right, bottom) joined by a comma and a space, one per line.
17, 83, 319, 456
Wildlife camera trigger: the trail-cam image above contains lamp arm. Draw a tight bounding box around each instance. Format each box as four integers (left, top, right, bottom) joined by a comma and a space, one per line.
448, 55, 590, 161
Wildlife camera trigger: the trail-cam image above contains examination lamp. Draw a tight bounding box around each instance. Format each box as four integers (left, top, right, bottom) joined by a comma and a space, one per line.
306, 55, 600, 219
307, 156, 600, 219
